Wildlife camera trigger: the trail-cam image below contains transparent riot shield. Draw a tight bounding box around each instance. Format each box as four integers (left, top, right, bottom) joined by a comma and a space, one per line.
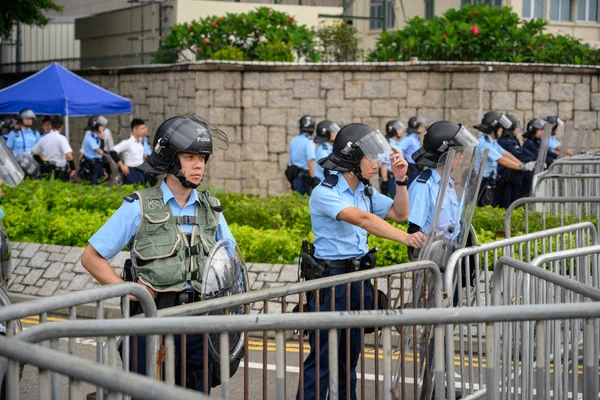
573, 126, 587, 155
393, 146, 487, 399
582, 127, 593, 154
559, 123, 574, 159
533, 121, 553, 175
0, 140, 25, 187
201, 239, 248, 369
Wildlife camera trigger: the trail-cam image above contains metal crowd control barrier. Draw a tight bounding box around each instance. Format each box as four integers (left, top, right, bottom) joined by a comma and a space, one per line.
545, 158, 600, 175
0, 335, 208, 400
533, 173, 600, 198
0, 283, 158, 400
442, 222, 598, 400
504, 196, 600, 237
10, 303, 600, 400
490, 256, 600, 400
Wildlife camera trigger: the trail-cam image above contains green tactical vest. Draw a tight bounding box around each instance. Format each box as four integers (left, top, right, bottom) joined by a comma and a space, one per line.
129, 186, 222, 293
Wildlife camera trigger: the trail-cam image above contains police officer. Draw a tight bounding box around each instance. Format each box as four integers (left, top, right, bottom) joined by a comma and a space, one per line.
0, 118, 15, 142
81, 115, 235, 393
31, 116, 75, 181
380, 120, 406, 197
399, 116, 425, 184
496, 115, 537, 208
523, 118, 557, 167
313, 120, 340, 182
110, 118, 148, 185
474, 111, 535, 207
79, 116, 106, 185
298, 123, 425, 400
5, 109, 40, 157
544, 115, 572, 156
286, 115, 319, 194
40, 116, 52, 137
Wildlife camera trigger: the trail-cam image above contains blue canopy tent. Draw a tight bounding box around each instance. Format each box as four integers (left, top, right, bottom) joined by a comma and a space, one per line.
0, 62, 132, 139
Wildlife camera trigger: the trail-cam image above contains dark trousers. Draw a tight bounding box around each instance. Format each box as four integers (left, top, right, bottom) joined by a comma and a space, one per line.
121, 333, 213, 394
89, 161, 103, 185
386, 175, 397, 198
407, 163, 419, 186
292, 175, 310, 195
298, 268, 373, 400
124, 167, 146, 185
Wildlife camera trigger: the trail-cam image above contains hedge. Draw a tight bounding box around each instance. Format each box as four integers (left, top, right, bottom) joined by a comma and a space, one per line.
0, 179, 581, 265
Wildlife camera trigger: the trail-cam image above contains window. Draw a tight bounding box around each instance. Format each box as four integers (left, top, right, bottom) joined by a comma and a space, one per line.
461, 0, 502, 6
369, 0, 396, 30
523, 0, 545, 18
578, 0, 598, 22
550, 0, 572, 21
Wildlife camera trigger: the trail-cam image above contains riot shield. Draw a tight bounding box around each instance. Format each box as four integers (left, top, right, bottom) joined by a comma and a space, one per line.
573, 126, 587, 155
533, 121, 553, 175
559, 123, 574, 159
582, 127, 593, 154
393, 146, 487, 399
0, 140, 24, 187
14, 153, 40, 179
201, 239, 248, 365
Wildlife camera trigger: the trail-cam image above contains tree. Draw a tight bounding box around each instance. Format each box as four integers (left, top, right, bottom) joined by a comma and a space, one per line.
0, 0, 63, 38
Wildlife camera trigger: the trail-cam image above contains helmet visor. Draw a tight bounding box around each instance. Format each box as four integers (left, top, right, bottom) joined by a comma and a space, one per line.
329, 123, 341, 134
497, 114, 512, 129
390, 121, 406, 132
351, 129, 392, 162
157, 115, 229, 153
0, 140, 25, 187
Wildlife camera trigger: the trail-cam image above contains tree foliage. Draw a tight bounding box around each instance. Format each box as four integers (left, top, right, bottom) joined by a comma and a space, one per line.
0, 0, 63, 38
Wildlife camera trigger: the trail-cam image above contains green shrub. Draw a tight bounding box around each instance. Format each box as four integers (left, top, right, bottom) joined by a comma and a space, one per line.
212, 46, 246, 61
312, 22, 361, 62
367, 3, 600, 65
256, 40, 294, 62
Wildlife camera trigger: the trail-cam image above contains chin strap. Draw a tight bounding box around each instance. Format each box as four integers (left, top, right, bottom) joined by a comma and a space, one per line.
169, 159, 200, 189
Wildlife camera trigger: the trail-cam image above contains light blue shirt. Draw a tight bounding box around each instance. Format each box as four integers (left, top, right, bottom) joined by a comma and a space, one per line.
548, 136, 560, 152
314, 142, 333, 181
142, 137, 152, 156
408, 168, 461, 239
0, 208, 4, 219
310, 173, 393, 260
89, 181, 235, 261
477, 134, 505, 179
380, 137, 404, 171
399, 133, 421, 164
6, 128, 40, 156
289, 133, 315, 170
82, 132, 103, 160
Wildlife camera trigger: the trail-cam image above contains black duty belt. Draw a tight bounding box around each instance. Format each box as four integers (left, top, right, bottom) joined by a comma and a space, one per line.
318, 258, 362, 273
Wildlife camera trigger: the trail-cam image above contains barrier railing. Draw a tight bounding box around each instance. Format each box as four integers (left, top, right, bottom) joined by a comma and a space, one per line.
533, 173, 600, 198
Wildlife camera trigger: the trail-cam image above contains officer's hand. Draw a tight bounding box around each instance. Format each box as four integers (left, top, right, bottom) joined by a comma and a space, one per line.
120, 164, 130, 176
129, 280, 157, 302
390, 148, 408, 179
520, 161, 536, 172
401, 231, 427, 248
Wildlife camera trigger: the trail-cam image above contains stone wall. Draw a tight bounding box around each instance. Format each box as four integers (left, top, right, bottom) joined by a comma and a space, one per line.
3, 63, 600, 196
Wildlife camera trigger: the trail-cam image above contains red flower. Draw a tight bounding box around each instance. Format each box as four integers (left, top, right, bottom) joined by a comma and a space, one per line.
442, 33, 447, 39
287, 17, 295, 23
218, 16, 224, 21
527, 45, 532, 50
211, 21, 217, 28
470, 25, 480, 35
540, 45, 545, 50
389, 58, 395, 62
551, 35, 556, 39
203, 38, 210, 44
472, 10, 479, 16
187, 24, 193, 30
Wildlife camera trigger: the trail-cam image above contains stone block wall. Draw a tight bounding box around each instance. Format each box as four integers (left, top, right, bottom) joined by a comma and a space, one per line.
4, 64, 600, 196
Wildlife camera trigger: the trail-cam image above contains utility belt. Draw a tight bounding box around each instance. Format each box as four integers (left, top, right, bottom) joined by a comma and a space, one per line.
82, 157, 103, 165
284, 165, 309, 184
123, 259, 201, 315
299, 240, 377, 281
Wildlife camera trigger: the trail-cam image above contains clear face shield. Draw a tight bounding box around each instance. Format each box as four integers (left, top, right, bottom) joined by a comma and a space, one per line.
354, 130, 393, 163
0, 140, 25, 187
534, 121, 553, 175
154, 115, 229, 155
436, 125, 478, 154
329, 122, 341, 139
497, 114, 512, 130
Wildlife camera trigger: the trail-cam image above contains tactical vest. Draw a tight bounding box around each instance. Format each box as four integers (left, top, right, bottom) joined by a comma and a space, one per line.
129, 186, 222, 293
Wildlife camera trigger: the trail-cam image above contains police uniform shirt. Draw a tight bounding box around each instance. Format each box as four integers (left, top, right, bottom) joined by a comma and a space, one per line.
289, 133, 316, 170
31, 130, 72, 168
310, 173, 393, 260
548, 136, 560, 152
89, 180, 235, 262
478, 134, 505, 178
0, 208, 4, 219
82, 132, 103, 160
399, 133, 421, 164
314, 142, 333, 181
6, 127, 40, 156
113, 135, 145, 168
408, 168, 461, 239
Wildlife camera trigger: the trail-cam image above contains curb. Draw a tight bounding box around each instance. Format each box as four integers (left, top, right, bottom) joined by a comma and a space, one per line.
8, 292, 123, 319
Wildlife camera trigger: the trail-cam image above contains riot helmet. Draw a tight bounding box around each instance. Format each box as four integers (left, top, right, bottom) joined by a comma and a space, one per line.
16, 109, 36, 123
87, 115, 105, 131
314, 120, 341, 145
138, 115, 229, 189
385, 120, 406, 139
474, 111, 511, 136
299, 115, 315, 134
502, 114, 521, 136
525, 118, 547, 139
543, 115, 564, 135
319, 123, 391, 184
0, 118, 15, 136
412, 121, 478, 167
407, 116, 426, 133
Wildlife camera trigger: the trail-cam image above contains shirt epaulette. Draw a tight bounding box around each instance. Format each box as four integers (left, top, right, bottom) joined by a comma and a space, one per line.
321, 174, 338, 188
416, 169, 433, 183
124, 193, 139, 203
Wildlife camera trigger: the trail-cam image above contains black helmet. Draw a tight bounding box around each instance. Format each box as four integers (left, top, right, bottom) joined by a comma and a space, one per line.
17, 109, 36, 122
299, 115, 315, 134
504, 115, 521, 133
0, 118, 15, 135
138, 115, 229, 188
474, 111, 512, 135
524, 118, 547, 139
314, 120, 341, 145
412, 121, 479, 167
543, 115, 563, 134
407, 116, 426, 133
87, 115, 104, 131
319, 123, 390, 174
385, 120, 406, 139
